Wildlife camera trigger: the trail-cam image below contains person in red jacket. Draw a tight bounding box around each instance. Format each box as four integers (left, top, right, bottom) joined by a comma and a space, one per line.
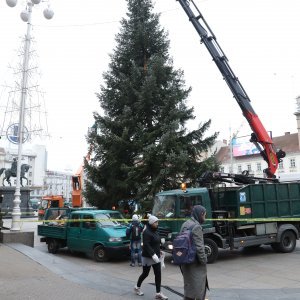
134, 215, 168, 299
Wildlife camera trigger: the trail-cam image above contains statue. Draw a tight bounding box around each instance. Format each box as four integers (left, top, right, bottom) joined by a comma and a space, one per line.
0, 162, 31, 187
11, 158, 17, 177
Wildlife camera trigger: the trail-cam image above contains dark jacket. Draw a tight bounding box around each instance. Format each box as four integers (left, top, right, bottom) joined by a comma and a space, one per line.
142, 223, 161, 258
126, 221, 143, 241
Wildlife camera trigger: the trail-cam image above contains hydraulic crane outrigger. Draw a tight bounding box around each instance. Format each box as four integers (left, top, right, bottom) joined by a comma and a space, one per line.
177, 0, 285, 178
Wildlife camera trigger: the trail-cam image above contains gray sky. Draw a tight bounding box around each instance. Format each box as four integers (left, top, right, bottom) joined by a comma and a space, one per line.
0, 0, 300, 173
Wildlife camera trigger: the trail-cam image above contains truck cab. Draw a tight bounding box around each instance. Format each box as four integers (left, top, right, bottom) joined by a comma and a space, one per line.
38, 195, 65, 219
153, 188, 215, 255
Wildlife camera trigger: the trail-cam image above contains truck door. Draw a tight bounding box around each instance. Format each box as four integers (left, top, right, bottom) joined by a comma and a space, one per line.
67, 214, 82, 251
78, 214, 98, 252
175, 195, 203, 231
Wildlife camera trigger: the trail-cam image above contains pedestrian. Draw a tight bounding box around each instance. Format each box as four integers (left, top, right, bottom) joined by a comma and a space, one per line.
180, 205, 209, 300
134, 215, 168, 299
126, 214, 144, 267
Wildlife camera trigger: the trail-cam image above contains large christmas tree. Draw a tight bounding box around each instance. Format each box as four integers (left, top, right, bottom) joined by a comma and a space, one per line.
85, 0, 219, 209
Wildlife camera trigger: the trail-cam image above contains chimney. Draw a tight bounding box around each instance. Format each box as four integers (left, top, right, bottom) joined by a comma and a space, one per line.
294, 96, 300, 150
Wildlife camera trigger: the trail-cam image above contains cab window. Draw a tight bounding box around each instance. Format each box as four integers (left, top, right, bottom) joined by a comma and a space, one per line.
179, 195, 203, 217
70, 214, 80, 227
82, 214, 96, 229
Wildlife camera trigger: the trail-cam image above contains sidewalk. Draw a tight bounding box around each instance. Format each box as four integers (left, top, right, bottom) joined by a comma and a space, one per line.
0, 243, 112, 300
0, 243, 183, 300
2, 242, 300, 299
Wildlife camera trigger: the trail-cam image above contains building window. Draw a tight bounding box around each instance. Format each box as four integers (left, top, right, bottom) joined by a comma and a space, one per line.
290, 158, 296, 168
29, 180, 32, 185
247, 164, 252, 171
220, 167, 225, 173
238, 165, 242, 173
278, 162, 284, 169
29, 172, 32, 177
256, 163, 261, 171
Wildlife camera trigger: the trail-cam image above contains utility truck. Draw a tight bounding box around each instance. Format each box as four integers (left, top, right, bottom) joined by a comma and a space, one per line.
152, 1, 300, 263
38, 150, 91, 219
38, 208, 130, 262
38, 195, 65, 219
154, 176, 300, 263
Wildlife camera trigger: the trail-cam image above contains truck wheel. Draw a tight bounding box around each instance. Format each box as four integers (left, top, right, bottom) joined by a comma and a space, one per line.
204, 238, 218, 264
272, 230, 296, 253
48, 239, 59, 254
93, 245, 109, 262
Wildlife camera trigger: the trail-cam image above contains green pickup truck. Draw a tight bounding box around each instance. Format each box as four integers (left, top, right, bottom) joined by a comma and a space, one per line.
38, 208, 130, 262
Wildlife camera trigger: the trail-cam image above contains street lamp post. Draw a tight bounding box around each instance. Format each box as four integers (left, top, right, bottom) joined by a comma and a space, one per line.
6, 0, 54, 231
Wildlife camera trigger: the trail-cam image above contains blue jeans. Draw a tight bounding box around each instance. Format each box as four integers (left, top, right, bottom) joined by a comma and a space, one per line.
130, 240, 142, 265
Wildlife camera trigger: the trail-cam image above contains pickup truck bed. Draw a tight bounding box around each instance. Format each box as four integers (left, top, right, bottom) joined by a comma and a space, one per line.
38, 224, 67, 239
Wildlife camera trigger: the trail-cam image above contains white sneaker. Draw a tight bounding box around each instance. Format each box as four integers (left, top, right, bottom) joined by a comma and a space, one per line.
155, 292, 168, 299
134, 286, 144, 296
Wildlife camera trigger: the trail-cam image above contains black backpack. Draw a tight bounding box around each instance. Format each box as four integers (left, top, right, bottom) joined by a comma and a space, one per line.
130, 223, 142, 241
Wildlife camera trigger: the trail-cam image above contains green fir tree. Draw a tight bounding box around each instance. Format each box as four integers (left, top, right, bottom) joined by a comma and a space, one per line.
85, 0, 219, 209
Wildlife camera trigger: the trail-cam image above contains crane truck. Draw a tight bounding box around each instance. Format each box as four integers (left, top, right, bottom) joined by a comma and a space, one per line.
177, 0, 285, 178
38, 195, 65, 219
38, 150, 91, 219
153, 0, 300, 263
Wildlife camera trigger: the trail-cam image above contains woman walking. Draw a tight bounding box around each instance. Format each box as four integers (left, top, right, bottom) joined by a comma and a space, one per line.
134, 215, 168, 299
180, 205, 209, 300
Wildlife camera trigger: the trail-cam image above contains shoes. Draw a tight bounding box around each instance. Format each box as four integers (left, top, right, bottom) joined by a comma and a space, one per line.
130, 263, 135, 267
155, 292, 168, 299
134, 286, 144, 296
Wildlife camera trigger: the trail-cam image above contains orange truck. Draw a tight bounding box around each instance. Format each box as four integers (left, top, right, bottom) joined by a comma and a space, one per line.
39, 149, 91, 219
38, 195, 65, 219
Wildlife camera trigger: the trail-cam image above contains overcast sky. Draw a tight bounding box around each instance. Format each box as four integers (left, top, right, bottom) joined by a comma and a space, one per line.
1, 0, 300, 173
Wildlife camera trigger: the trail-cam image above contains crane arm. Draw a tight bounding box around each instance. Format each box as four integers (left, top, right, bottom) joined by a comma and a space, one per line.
177, 0, 285, 178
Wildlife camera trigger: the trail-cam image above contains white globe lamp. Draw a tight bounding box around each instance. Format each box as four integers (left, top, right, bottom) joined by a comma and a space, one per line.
43, 7, 54, 20
6, 0, 17, 7
20, 10, 29, 22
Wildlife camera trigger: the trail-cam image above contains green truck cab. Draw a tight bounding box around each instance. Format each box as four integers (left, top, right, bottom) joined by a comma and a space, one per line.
154, 182, 300, 263
38, 208, 130, 262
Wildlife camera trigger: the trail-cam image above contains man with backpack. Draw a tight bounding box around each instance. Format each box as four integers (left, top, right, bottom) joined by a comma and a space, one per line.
126, 214, 144, 267
176, 205, 209, 300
